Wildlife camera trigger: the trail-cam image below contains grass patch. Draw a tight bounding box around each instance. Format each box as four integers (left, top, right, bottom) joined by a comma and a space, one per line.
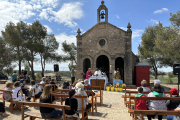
150, 76, 178, 83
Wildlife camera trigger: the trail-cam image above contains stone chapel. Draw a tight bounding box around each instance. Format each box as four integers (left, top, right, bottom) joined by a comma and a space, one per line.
76, 1, 139, 85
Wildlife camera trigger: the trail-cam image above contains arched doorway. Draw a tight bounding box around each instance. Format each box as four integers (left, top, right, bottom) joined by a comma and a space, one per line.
83, 58, 91, 79
115, 57, 124, 81
96, 55, 109, 79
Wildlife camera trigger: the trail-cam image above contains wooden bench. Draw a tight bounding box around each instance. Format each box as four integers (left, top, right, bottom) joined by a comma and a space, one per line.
132, 97, 180, 120
54, 89, 97, 115
0, 89, 21, 113
127, 91, 171, 118
126, 91, 171, 108
84, 86, 103, 106
122, 86, 152, 106
52, 94, 91, 120
18, 101, 71, 120
70, 85, 103, 106
38, 84, 57, 91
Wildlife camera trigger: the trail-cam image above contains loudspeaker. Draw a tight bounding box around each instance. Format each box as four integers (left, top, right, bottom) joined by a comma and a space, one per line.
173, 63, 180, 75
54, 64, 59, 72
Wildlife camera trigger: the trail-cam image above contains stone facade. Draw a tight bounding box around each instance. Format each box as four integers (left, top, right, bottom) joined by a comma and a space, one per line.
76, 1, 139, 85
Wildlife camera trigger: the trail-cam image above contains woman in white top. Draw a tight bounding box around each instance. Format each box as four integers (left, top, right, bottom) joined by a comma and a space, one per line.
12, 81, 25, 102
75, 82, 91, 111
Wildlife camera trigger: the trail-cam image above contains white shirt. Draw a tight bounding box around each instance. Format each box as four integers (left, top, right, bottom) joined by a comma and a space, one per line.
39, 81, 46, 90
30, 85, 41, 96
8, 76, 12, 81
12, 87, 21, 98
94, 70, 102, 76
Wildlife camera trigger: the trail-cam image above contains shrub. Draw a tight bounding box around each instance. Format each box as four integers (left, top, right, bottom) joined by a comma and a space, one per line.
166, 77, 173, 83
36, 72, 42, 80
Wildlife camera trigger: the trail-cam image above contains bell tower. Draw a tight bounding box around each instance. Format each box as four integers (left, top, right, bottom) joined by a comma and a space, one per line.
97, 0, 108, 23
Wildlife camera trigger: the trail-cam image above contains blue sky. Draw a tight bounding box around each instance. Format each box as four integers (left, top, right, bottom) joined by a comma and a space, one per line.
0, 0, 179, 72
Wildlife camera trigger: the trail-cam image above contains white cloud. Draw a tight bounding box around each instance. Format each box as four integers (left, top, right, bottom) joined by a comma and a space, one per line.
132, 29, 144, 40
116, 15, 120, 19
150, 19, 159, 24
55, 33, 76, 44
50, 2, 83, 27
44, 25, 52, 33
154, 8, 168, 14
120, 27, 127, 31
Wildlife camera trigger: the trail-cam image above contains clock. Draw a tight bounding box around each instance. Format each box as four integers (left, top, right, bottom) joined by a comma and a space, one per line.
99, 39, 106, 46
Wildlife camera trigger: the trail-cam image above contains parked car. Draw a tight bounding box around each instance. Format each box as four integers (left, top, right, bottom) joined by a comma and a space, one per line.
0, 72, 8, 80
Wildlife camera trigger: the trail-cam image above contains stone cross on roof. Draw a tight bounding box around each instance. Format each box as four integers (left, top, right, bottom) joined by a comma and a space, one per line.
101, 0, 104, 5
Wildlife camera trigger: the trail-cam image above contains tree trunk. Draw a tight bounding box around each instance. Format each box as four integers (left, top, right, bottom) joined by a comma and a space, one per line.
40, 55, 44, 77
17, 47, 21, 75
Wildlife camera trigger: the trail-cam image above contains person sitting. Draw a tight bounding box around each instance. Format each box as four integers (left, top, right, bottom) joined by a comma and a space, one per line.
18, 74, 24, 80
166, 88, 180, 120
137, 80, 151, 95
151, 79, 165, 91
167, 104, 180, 120
75, 82, 91, 113
39, 77, 46, 91
20, 80, 29, 97
147, 84, 167, 120
62, 81, 70, 90
3, 81, 13, 102
65, 90, 79, 118
84, 79, 95, 97
24, 74, 30, 83
26, 80, 42, 101
0, 102, 9, 117
50, 79, 58, 91
134, 87, 147, 120
45, 78, 50, 84
72, 81, 78, 90
40, 84, 62, 118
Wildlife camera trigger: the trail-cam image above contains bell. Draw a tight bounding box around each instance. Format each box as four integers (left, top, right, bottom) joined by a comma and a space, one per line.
100, 11, 105, 19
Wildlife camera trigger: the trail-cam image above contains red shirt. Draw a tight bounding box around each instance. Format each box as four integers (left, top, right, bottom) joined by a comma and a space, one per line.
136, 95, 147, 110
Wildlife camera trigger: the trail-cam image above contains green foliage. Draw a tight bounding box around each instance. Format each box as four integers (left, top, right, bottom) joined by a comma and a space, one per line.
36, 72, 42, 80
3, 65, 16, 75
69, 65, 77, 71
62, 40, 77, 64
27, 71, 32, 76
166, 77, 173, 84
158, 71, 166, 78
138, 22, 163, 79
55, 71, 71, 78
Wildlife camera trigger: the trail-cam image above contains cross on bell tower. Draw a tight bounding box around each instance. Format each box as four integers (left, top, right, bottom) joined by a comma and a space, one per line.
97, 0, 108, 23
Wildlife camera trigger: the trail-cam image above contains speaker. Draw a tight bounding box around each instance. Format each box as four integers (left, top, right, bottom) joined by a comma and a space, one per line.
54, 64, 59, 72
173, 63, 180, 75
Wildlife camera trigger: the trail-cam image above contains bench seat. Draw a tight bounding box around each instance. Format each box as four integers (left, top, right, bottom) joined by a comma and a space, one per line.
24, 111, 62, 120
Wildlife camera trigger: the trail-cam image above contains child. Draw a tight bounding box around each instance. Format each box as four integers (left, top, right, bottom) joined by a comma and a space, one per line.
135, 87, 147, 120
27, 80, 42, 101
50, 79, 57, 91
3, 81, 13, 102
20, 80, 29, 97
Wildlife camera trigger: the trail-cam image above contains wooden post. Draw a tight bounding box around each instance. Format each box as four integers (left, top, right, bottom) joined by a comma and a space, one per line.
21, 103, 24, 120
63, 107, 65, 120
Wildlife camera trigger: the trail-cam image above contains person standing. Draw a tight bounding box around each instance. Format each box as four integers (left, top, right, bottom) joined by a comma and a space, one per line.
24, 69, 27, 76
12, 71, 17, 82
70, 68, 76, 84
86, 68, 92, 79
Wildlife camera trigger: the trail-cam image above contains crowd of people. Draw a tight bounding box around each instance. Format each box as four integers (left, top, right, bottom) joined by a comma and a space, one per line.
135, 79, 180, 120
8, 70, 30, 83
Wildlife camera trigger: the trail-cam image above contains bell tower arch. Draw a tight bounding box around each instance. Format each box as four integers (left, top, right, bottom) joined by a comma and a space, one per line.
97, 0, 108, 23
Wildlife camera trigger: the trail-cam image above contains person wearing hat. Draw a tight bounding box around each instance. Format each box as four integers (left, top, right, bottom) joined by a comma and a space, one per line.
166, 88, 180, 120
75, 82, 91, 115
151, 79, 165, 92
